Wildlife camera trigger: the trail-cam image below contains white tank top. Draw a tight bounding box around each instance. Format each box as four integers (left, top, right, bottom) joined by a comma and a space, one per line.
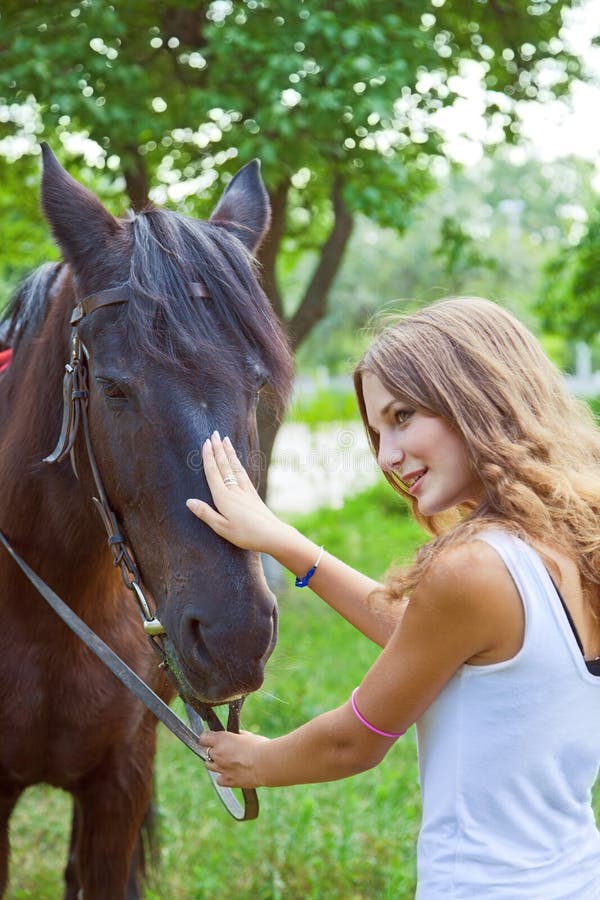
415, 530, 600, 900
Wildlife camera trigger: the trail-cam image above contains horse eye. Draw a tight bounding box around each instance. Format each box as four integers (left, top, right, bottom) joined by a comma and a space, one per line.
96, 378, 127, 401
105, 384, 126, 400
247, 360, 268, 396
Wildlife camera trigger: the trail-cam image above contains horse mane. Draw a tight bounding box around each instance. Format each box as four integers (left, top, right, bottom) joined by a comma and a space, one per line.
2, 209, 293, 415
125, 209, 293, 413
1, 262, 65, 352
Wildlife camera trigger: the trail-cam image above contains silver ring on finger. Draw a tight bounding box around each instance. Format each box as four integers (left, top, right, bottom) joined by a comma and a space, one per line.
206, 748, 213, 763
223, 475, 238, 486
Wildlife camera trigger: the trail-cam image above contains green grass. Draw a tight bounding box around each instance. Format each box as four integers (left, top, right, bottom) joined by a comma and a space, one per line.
5, 480, 600, 897
5, 481, 424, 899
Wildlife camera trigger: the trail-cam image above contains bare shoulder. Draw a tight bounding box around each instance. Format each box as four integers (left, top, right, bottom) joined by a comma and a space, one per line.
408, 538, 523, 663
414, 538, 515, 606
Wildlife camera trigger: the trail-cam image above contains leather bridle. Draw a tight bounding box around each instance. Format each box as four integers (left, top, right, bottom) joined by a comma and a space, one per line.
44, 283, 166, 636
0, 281, 259, 821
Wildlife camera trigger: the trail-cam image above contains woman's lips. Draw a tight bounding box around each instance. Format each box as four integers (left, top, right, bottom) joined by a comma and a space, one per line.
407, 468, 428, 494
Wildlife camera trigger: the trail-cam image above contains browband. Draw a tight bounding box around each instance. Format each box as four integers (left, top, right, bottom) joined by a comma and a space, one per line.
70, 280, 210, 325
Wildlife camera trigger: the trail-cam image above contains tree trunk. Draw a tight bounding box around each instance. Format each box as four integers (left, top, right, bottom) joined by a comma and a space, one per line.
257, 178, 289, 322
255, 179, 290, 500
123, 153, 150, 211
288, 175, 354, 351
256, 175, 354, 500
256, 397, 284, 502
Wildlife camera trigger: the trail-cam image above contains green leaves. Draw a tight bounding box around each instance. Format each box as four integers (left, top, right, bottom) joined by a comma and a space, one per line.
0, 0, 585, 348
537, 213, 600, 342
1, 0, 579, 197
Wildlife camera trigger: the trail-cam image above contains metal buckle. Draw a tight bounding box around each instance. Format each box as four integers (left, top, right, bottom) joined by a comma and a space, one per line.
127, 579, 165, 635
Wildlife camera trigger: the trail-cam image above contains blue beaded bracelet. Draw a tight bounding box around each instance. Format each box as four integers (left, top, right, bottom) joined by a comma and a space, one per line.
294, 546, 324, 588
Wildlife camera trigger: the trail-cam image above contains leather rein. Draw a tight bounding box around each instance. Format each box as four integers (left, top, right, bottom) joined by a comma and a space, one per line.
0, 281, 259, 821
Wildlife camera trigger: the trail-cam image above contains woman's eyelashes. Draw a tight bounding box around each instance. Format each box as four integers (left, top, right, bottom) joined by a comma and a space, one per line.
393, 408, 414, 426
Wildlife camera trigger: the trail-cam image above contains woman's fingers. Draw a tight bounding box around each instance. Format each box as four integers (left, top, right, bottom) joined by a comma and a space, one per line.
186, 498, 203, 517
202, 432, 257, 496
201, 434, 235, 497
209, 431, 238, 484
197, 729, 265, 788
187, 433, 279, 553
223, 436, 256, 490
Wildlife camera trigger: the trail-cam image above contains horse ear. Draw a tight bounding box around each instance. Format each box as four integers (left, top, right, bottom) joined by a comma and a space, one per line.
209, 160, 271, 253
40, 142, 120, 264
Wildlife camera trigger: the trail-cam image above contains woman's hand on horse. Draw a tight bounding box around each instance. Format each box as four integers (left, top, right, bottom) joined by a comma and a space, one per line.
186, 432, 284, 554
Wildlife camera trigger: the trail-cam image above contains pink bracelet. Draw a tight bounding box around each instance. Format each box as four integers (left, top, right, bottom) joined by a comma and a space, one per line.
350, 688, 404, 739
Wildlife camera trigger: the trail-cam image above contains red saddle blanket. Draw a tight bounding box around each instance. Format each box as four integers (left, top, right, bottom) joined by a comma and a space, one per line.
0, 349, 13, 375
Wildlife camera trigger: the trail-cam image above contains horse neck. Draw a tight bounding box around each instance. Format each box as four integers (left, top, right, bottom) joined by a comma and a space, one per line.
0, 272, 109, 584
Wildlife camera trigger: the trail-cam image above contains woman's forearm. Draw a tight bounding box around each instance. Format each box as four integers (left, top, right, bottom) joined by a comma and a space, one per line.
258, 709, 385, 786
269, 524, 402, 647
203, 704, 390, 789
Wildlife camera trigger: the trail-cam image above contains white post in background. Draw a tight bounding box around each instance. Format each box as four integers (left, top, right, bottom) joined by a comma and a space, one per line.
575, 341, 592, 379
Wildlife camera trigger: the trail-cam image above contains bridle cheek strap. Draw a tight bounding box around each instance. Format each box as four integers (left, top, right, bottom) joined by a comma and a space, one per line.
44, 307, 164, 636
44, 286, 132, 466
43, 356, 84, 466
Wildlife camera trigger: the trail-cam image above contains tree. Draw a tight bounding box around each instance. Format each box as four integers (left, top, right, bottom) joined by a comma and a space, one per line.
537, 208, 600, 344
0, 154, 57, 304
295, 152, 598, 373
0, 0, 583, 491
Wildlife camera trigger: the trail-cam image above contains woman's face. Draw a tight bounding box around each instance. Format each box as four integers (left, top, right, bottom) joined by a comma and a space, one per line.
362, 371, 483, 516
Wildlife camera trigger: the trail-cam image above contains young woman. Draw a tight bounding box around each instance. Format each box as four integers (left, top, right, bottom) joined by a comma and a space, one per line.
186, 297, 600, 899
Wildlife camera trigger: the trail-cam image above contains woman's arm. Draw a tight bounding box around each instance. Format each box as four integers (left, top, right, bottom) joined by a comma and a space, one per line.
263, 525, 404, 647
200, 540, 523, 788
186, 433, 404, 646
201, 700, 392, 788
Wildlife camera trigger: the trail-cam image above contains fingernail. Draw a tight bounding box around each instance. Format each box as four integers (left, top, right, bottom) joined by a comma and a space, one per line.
186, 499, 199, 512
224, 436, 232, 447
212, 430, 220, 440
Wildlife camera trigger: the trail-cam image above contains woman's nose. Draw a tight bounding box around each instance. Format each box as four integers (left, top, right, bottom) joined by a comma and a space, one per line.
377, 437, 404, 472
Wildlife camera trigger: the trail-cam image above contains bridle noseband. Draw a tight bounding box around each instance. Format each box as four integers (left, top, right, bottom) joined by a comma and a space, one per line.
0, 278, 260, 821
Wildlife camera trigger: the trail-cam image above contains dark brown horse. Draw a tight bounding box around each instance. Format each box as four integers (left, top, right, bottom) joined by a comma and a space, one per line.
0, 145, 293, 898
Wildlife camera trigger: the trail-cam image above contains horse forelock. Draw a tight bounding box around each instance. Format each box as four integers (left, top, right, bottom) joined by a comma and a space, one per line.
126, 210, 293, 412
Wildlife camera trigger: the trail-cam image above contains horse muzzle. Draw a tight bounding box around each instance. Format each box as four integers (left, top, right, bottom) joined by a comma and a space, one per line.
159, 595, 278, 706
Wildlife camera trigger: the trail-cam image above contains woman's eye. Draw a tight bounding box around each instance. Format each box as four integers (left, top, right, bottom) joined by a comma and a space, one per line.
394, 409, 413, 425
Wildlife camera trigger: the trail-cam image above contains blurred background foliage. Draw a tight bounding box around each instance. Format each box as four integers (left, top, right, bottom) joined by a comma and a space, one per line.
1, 0, 599, 479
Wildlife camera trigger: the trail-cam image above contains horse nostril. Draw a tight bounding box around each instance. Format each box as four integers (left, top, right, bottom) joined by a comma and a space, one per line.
182, 614, 212, 666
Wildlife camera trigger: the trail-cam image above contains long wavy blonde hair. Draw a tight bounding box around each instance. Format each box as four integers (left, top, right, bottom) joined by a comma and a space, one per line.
353, 297, 600, 611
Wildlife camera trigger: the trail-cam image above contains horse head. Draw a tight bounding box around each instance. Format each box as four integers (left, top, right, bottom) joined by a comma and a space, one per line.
39, 144, 293, 707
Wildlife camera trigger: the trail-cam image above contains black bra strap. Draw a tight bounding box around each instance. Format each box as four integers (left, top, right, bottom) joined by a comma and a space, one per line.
548, 576, 600, 675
